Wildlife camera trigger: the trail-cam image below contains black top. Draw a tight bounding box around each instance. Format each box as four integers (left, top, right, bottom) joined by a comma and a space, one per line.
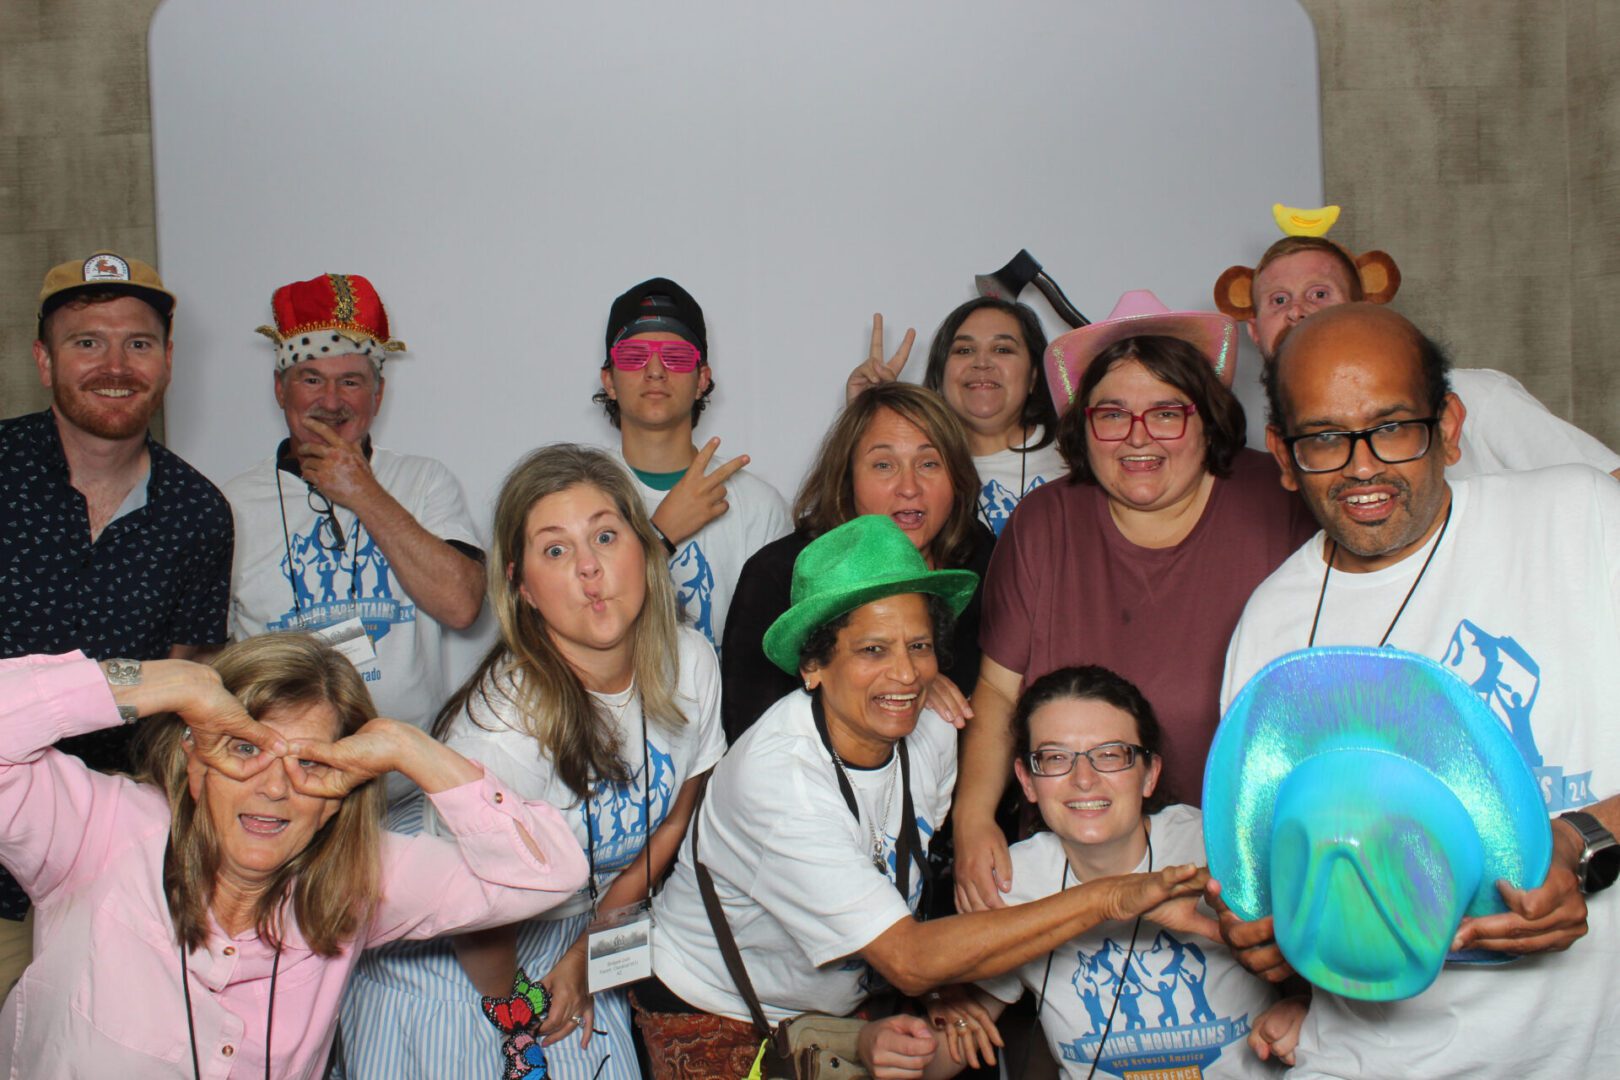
719, 522, 995, 744
0, 410, 233, 919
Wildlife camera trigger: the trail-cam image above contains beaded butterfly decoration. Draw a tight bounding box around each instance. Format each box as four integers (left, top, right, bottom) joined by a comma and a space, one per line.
480, 968, 551, 1079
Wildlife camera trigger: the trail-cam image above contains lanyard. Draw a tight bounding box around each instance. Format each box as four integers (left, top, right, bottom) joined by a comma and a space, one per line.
1307, 500, 1454, 648
579, 690, 655, 909
810, 692, 928, 904
274, 463, 360, 620
182, 942, 279, 1080
170, 833, 281, 1080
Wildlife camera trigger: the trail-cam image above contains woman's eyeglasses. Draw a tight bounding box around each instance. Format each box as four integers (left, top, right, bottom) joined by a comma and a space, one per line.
1027, 741, 1150, 777
1084, 403, 1196, 442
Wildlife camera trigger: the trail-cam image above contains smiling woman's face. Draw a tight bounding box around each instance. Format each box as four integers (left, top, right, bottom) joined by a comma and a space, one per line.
190, 699, 343, 889
1084, 358, 1210, 516
803, 593, 939, 765
1015, 695, 1160, 855
940, 307, 1036, 441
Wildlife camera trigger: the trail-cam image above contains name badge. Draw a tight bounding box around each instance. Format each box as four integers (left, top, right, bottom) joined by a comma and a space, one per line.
311, 616, 377, 666
587, 900, 653, 991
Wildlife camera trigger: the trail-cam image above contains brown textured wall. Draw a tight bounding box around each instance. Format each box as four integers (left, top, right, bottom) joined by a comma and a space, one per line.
1, 0, 165, 427
1303, 0, 1619, 448
2, 1, 1616, 446
1566, 0, 1620, 446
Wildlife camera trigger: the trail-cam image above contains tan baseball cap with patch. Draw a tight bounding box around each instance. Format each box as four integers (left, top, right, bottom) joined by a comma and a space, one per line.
38, 251, 177, 327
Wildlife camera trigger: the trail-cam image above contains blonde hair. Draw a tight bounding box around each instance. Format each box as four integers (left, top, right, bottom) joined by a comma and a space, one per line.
137, 634, 386, 956
435, 444, 686, 799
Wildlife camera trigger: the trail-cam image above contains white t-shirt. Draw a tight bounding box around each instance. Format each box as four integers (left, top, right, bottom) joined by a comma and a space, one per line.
225, 448, 480, 736
1222, 467, 1620, 1079
978, 807, 1276, 1079
612, 450, 790, 652
432, 626, 726, 920
973, 431, 1067, 537
1449, 368, 1620, 481
651, 690, 957, 1023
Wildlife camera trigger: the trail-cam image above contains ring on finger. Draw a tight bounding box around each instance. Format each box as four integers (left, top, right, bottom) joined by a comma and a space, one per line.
953, 1018, 969, 1029
571, 1014, 585, 1026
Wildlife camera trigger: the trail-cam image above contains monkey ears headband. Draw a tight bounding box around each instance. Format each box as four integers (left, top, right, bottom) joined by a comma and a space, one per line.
1212, 204, 1401, 321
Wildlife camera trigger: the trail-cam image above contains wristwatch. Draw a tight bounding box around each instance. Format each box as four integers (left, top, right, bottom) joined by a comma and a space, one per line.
102, 658, 142, 725
1558, 810, 1620, 894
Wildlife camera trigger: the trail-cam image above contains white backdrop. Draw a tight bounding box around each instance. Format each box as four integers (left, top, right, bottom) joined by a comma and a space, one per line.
150, 0, 1321, 664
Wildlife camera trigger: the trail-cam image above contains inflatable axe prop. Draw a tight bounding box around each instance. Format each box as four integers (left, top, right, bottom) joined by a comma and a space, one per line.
974, 249, 1090, 328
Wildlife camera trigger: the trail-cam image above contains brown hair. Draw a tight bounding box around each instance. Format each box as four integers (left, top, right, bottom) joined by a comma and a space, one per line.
921, 296, 1058, 451
1013, 665, 1172, 812
138, 634, 385, 956
792, 382, 981, 570
1057, 335, 1248, 484
434, 444, 686, 801
39, 289, 173, 345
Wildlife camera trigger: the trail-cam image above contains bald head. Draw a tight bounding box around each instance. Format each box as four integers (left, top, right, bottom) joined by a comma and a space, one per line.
1262, 303, 1462, 573
1265, 303, 1451, 431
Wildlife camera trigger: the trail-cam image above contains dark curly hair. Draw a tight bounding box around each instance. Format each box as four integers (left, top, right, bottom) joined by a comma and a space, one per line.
797, 593, 956, 675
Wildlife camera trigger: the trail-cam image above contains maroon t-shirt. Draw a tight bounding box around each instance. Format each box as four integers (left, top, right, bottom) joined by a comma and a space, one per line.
980, 449, 1316, 805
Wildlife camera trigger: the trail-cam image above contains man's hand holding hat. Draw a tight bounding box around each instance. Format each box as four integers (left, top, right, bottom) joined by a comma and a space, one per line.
1203, 878, 1296, 984
1451, 828, 1588, 956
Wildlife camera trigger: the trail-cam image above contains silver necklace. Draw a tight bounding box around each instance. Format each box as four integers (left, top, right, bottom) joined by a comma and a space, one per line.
593, 680, 636, 716
828, 744, 899, 875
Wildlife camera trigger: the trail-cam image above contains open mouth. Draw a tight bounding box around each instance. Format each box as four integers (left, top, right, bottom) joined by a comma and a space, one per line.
239, 814, 289, 837
1117, 454, 1163, 472
1338, 489, 1398, 523
1064, 798, 1111, 812
872, 692, 919, 716
89, 387, 138, 398
890, 509, 925, 529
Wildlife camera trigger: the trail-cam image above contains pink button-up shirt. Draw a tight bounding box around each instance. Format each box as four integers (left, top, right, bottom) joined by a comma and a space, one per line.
0, 652, 589, 1079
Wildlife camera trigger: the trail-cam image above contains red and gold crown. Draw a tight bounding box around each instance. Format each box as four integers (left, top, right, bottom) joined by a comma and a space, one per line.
255, 273, 406, 372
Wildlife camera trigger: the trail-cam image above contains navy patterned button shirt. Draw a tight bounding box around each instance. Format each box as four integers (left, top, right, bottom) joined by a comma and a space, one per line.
0, 408, 233, 918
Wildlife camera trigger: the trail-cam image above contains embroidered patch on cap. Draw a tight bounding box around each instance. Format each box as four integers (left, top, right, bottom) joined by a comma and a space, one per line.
82, 254, 131, 282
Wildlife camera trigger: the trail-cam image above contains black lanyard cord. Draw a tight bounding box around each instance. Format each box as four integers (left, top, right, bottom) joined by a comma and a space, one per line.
1084, 822, 1152, 1080
181, 939, 281, 1080
579, 690, 656, 908
810, 691, 928, 904
1008, 820, 1152, 1080
1307, 499, 1453, 648
274, 464, 360, 620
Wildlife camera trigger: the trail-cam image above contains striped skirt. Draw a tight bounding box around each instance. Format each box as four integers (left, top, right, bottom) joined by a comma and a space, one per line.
336, 911, 641, 1079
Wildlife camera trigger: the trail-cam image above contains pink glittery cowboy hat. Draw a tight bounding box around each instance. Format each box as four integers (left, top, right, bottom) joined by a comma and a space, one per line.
1043, 289, 1237, 413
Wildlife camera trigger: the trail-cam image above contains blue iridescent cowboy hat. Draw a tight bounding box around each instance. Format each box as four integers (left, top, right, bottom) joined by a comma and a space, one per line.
1203, 647, 1551, 1001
